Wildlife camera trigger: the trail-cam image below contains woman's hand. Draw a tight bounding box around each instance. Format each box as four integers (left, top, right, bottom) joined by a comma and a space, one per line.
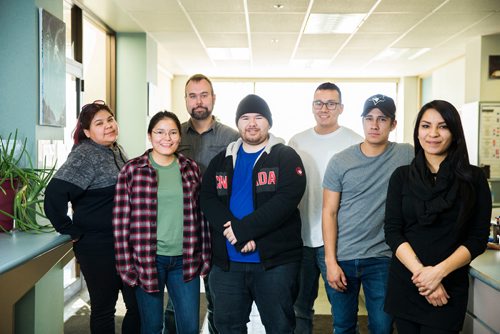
424, 283, 450, 307
412, 265, 445, 295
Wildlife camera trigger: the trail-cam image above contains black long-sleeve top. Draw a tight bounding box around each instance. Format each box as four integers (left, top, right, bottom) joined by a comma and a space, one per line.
384, 164, 491, 331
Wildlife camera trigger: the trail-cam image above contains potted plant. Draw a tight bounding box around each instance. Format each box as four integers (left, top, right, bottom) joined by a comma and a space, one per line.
0, 130, 55, 233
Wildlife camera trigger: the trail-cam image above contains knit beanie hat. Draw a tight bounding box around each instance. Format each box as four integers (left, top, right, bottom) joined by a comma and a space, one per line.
361, 94, 396, 119
235, 94, 273, 127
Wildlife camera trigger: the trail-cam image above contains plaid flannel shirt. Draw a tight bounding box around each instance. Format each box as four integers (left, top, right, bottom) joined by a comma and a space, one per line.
113, 150, 211, 293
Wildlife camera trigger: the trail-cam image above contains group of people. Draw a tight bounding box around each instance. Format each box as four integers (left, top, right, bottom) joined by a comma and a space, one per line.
44, 74, 492, 334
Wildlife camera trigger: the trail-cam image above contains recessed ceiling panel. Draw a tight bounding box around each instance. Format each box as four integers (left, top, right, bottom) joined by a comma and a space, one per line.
438, 0, 500, 13
152, 31, 203, 49
248, 0, 310, 12
295, 49, 336, 59
412, 12, 491, 34
116, 0, 181, 12
252, 33, 297, 50
129, 12, 192, 31
201, 33, 249, 48
102, 0, 500, 77
311, 0, 376, 13
250, 13, 305, 33
357, 13, 426, 33
346, 33, 400, 48
190, 13, 247, 33
299, 34, 349, 49
181, 0, 244, 12
374, 0, 445, 13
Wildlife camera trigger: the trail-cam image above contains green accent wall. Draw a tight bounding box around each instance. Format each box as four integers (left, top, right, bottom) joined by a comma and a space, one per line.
0, 0, 39, 156
0, 0, 63, 161
116, 33, 148, 157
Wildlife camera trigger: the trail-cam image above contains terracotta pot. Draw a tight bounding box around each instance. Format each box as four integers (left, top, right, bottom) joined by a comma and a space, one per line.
0, 180, 17, 232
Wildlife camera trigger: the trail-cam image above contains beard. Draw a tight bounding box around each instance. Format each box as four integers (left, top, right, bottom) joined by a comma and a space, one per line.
189, 107, 211, 120
241, 129, 269, 146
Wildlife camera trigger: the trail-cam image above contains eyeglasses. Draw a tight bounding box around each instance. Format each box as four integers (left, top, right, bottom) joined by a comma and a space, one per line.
152, 129, 180, 138
81, 100, 106, 114
312, 100, 342, 111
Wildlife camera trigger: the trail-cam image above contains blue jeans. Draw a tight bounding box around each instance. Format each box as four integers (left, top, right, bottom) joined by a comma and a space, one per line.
164, 275, 218, 334
209, 261, 300, 334
135, 255, 200, 334
293, 246, 323, 334
318, 253, 393, 334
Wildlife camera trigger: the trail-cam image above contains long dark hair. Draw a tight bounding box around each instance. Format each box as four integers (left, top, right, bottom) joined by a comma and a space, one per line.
414, 100, 475, 228
73, 100, 114, 145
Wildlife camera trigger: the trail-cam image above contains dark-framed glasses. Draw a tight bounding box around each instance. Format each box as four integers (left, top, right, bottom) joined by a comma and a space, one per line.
312, 100, 342, 111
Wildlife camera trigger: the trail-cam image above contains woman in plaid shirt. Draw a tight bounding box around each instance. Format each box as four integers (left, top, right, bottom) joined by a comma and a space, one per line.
113, 111, 211, 334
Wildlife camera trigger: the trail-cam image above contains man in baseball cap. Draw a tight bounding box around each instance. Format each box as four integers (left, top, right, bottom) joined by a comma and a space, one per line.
361, 94, 396, 119
322, 93, 414, 333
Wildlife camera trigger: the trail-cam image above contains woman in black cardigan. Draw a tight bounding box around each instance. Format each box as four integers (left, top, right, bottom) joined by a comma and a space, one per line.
384, 100, 491, 333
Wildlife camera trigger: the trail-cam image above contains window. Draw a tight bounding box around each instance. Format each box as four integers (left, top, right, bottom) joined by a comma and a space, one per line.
212, 80, 398, 143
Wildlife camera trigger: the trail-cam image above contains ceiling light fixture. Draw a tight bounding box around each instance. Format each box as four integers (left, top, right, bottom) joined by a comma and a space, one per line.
305, 13, 365, 34
408, 48, 431, 60
374, 48, 410, 61
274, 4, 284, 9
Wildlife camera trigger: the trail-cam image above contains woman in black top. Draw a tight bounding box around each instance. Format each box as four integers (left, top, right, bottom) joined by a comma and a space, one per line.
384, 100, 491, 333
44, 101, 140, 334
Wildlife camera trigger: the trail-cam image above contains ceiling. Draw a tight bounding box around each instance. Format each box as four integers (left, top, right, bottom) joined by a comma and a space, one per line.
79, 0, 500, 78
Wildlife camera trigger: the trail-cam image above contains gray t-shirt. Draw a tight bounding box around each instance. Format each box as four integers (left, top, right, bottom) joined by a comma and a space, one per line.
323, 142, 414, 261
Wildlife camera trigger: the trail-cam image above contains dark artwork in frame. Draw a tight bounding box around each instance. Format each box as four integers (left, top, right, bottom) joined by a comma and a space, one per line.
489, 55, 500, 80
39, 8, 66, 127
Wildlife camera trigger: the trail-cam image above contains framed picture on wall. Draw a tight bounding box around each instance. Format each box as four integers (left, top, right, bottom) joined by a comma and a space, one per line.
39, 8, 66, 127
489, 55, 500, 80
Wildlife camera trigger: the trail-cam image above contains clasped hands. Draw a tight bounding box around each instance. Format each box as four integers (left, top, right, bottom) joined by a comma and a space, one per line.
223, 221, 256, 253
412, 265, 450, 307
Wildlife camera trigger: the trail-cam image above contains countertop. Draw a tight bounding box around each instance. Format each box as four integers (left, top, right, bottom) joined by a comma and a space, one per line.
0, 231, 71, 275
469, 249, 500, 291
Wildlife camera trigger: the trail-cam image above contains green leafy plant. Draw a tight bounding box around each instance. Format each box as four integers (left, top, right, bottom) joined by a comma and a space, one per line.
0, 130, 55, 233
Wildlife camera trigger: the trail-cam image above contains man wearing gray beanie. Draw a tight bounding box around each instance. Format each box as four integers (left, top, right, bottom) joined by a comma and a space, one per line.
201, 94, 306, 333
234, 94, 273, 127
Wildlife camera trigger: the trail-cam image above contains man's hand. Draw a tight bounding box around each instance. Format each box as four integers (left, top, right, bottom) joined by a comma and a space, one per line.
223, 221, 237, 245
326, 262, 347, 292
241, 240, 256, 253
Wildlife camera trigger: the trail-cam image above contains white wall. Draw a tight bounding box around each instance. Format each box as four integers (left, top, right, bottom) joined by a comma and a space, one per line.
428, 57, 466, 109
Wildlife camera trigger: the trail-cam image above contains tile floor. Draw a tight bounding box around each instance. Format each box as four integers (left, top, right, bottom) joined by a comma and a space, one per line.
64, 276, 367, 333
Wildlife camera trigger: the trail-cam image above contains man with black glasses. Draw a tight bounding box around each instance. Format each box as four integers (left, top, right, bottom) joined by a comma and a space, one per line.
288, 82, 362, 333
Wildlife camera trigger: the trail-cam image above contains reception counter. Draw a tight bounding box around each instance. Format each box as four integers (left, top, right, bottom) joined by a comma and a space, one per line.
0, 231, 72, 334
465, 249, 500, 333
